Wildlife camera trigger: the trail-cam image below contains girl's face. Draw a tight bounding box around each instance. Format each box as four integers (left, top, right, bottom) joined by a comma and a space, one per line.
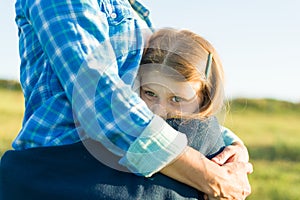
139, 69, 201, 119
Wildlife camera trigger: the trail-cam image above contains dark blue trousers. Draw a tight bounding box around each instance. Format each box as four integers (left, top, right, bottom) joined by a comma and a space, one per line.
0, 117, 225, 200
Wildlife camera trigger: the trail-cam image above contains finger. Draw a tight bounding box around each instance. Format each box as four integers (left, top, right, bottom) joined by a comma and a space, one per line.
245, 162, 253, 174
223, 162, 253, 177
244, 184, 252, 196
242, 183, 252, 199
211, 146, 234, 165
235, 162, 253, 174
232, 162, 253, 174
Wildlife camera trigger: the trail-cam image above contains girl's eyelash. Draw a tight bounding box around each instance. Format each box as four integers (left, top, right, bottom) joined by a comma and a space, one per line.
171, 96, 184, 103
145, 90, 156, 97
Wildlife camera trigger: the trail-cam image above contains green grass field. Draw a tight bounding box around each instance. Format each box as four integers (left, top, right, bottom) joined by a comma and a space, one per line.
0, 87, 24, 155
225, 100, 300, 199
1, 84, 300, 199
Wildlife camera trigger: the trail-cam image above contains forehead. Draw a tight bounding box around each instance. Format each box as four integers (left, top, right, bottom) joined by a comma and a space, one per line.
140, 69, 201, 98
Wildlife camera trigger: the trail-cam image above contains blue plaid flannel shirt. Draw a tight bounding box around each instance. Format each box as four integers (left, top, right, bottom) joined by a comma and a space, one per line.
13, 0, 188, 176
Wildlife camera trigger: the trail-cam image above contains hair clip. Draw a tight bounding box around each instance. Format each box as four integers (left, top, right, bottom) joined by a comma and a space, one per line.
205, 53, 213, 79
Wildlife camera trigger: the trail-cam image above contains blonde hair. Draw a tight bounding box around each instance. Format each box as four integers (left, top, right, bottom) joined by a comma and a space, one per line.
139, 28, 225, 118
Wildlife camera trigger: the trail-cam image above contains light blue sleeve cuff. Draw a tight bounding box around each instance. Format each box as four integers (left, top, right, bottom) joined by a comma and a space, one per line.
119, 115, 188, 177
221, 126, 243, 146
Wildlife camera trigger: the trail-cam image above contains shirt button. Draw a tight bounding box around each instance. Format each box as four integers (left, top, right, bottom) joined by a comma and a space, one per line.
110, 13, 117, 19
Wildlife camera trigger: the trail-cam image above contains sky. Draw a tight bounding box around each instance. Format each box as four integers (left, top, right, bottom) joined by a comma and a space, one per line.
1, 0, 300, 103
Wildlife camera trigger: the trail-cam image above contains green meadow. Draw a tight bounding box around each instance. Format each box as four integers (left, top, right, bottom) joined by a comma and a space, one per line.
1, 80, 300, 199
0, 85, 24, 156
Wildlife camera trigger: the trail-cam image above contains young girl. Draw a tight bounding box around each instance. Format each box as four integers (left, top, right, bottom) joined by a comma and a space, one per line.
135, 27, 241, 199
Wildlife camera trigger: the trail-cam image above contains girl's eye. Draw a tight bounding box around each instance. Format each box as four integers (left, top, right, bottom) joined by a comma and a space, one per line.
171, 96, 183, 103
145, 90, 157, 97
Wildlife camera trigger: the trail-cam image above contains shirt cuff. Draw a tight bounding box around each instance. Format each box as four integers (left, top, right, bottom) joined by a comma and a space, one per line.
221, 126, 243, 146
119, 115, 188, 177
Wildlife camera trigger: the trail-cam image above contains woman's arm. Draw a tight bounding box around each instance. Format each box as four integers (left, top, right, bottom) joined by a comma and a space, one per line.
212, 126, 249, 164
161, 146, 253, 199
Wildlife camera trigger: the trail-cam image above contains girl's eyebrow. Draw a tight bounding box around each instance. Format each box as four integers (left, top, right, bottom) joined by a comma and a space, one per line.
141, 86, 154, 91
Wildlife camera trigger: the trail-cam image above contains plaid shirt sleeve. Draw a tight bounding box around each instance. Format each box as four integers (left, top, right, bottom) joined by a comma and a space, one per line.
14, 0, 187, 176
